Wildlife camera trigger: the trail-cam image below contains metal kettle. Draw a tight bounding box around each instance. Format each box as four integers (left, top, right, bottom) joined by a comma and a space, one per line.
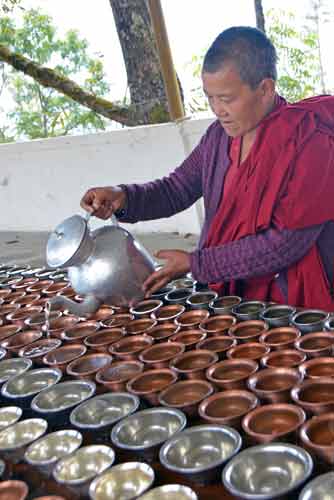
46, 213, 155, 316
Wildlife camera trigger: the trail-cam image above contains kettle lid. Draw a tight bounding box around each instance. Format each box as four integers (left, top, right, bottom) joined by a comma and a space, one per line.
47, 215, 87, 268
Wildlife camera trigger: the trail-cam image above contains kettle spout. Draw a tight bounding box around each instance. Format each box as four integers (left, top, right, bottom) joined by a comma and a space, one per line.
46, 295, 101, 317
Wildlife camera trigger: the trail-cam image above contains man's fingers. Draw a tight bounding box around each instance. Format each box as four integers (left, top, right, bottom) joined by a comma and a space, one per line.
143, 267, 170, 291
155, 249, 176, 260
145, 276, 170, 297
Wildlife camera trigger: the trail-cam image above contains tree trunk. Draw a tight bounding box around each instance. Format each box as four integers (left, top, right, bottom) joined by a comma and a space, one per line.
109, 0, 170, 123
254, 0, 266, 33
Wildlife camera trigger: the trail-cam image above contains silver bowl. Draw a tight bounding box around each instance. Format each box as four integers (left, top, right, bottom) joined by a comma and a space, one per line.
111, 407, 187, 460
299, 471, 334, 500
232, 301, 266, 321
53, 444, 115, 487
159, 424, 241, 484
0, 358, 32, 384
0, 418, 48, 463
140, 484, 198, 500
70, 392, 140, 430
222, 442, 313, 499
24, 429, 83, 476
291, 309, 329, 334
89, 462, 154, 500
2, 367, 62, 401
0, 406, 22, 430
260, 305, 296, 328
31, 380, 96, 415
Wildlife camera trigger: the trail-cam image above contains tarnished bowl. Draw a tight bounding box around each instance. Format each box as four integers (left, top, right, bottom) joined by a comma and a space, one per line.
148, 323, 180, 342
24, 429, 83, 475
199, 390, 258, 429
222, 443, 313, 499
66, 353, 112, 381
260, 305, 296, 328
209, 295, 242, 315
300, 413, 334, 465
140, 485, 198, 500
0, 406, 22, 430
111, 407, 187, 460
160, 425, 241, 484
227, 342, 270, 361
84, 328, 124, 352
228, 320, 269, 343
70, 392, 139, 431
2, 367, 62, 403
159, 380, 214, 417
169, 329, 206, 350
152, 304, 185, 323
292, 310, 329, 334
165, 288, 193, 306
295, 332, 334, 358
125, 318, 157, 336
18, 339, 62, 365
139, 342, 185, 369
259, 327, 301, 351
130, 299, 162, 318
170, 349, 218, 380
232, 301, 266, 321
0, 357, 32, 385
299, 471, 334, 500
0, 481, 28, 500
96, 361, 144, 392
299, 357, 334, 379
89, 462, 154, 500
247, 367, 302, 404
261, 349, 306, 369
43, 344, 87, 372
199, 315, 236, 336
109, 334, 153, 361
0, 418, 48, 463
242, 404, 306, 444
175, 309, 209, 330
127, 369, 178, 406
186, 291, 218, 310
291, 379, 334, 415
1, 330, 43, 355
53, 445, 115, 487
206, 359, 259, 390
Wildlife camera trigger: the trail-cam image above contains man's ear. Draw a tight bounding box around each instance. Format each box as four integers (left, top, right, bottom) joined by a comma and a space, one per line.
259, 78, 276, 98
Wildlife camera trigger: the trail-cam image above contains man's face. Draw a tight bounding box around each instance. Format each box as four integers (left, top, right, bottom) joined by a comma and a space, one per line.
202, 62, 273, 137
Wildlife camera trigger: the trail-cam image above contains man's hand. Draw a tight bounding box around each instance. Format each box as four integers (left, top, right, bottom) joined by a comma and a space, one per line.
80, 186, 126, 220
143, 249, 191, 297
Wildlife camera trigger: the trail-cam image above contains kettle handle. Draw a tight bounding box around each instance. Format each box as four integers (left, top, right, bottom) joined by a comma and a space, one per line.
84, 211, 119, 226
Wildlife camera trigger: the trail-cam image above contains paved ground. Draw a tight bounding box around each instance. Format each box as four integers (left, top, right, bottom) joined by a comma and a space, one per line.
0, 231, 199, 267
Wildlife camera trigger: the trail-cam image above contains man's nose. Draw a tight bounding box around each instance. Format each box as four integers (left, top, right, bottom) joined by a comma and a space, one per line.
211, 98, 228, 118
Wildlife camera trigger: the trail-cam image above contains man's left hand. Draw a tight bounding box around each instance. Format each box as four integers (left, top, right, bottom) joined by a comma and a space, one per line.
143, 249, 191, 297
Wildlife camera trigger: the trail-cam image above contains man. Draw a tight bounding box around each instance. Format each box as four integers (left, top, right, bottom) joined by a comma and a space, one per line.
81, 26, 334, 310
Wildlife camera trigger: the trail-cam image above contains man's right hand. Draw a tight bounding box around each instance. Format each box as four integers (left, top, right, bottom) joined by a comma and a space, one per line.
80, 186, 126, 220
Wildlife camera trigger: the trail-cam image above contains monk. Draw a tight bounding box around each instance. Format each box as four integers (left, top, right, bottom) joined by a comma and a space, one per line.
81, 26, 334, 310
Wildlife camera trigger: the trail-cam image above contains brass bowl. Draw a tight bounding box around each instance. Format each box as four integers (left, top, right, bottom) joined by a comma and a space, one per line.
0, 418, 48, 462
169, 329, 206, 350
127, 369, 178, 406
159, 380, 214, 417
139, 342, 185, 369
199, 315, 236, 336
139, 485, 197, 500
2, 367, 62, 401
242, 403, 306, 444
0, 481, 28, 500
0, 358, 32, 385
66, 353, 112, 381
96, 361, 144, 392
0, 324, 21, 342
41, 315, 79, 339
61, 321, 99, 344
291, 378, 334, 415
170, 349, 218, 380
295, 332, 334, 358
130, 299, 162, 318
232, 301, 265, 321
18, 339, 62, 365
196, 336, 237, 359
84, 328, 125, 352
227, 342, 270, 361
300, 412, 334, 465
152, 304, 185, 323
89, 462, 154, 500
0, 406, 22, 430
247, 367, 302, 404
101, 313, 133, 329
209, 295, 242, 315
199, 390, 258, 429
1, 330, 42, 355
261, 349, 306, 369
206, 359, 259, 390
109, 334, 153, 361
125, 318, 157, 336
175, 309, 210, 330
228, 320, 269, 343
43, 344, 87, 372
148, 323, 180, 342
299, 357, 334, 379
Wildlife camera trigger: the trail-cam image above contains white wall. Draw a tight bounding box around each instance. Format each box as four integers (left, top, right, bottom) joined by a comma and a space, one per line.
0, 117, 213, 233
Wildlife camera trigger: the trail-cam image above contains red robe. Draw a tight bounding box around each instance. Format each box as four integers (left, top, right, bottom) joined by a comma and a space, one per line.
206, 95, 334, 310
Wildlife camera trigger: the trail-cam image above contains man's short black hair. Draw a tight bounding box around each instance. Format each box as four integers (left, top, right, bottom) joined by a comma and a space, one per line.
203, 26, 277, 89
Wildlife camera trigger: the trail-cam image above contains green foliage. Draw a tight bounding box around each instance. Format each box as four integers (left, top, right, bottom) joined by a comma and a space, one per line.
0, 8, 110, 140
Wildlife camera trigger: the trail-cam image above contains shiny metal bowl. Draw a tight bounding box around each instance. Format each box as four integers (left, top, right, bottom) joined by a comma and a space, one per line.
299, 471, 334, 500
0, 358, 32, 384
159, 425, 241, 482
140, 484, 198, 500
0, 418, 48, 462
24, 429, 82, 474
53, 445, 115, 486
0, 406, 22, 430
2, 367, 62, 400
89, 462, 154, 500
31, 380, 96, 414
222, 442, 313, 499
70, 392, 140, 430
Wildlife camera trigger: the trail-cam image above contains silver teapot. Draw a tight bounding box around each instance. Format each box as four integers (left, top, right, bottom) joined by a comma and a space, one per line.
46, 214, 155, 316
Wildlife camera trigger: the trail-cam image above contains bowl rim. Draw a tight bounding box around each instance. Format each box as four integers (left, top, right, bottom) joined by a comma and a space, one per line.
2, 367, 62, 398
292, 309, 329, 326
24, 428, 83, 466
247, 366, 302, 395
0, 418, 48, 450
298, 471, 334, 499
0, 357, 32, 383
138, 484, 198, 500
206, 359, 259, 383
198, 389, 258, 422
169, 349, 219, 373
31, 379, 96, 414
0, 405, 22, 429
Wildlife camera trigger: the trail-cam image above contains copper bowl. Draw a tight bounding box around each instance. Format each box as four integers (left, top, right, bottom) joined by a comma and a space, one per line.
151, 304, 185, 323
261, 349, 306, 369
175, 309, 210, 330
206, 359, 259, 390
169, 329, 207, 350
43, 344, 87, 372
209, 295, 242, 315
42, 282, 69, 296
56, 287, 76, 299
291, 378, 334, 415
27, 280, 54, 294
67, 353, 112, 381
127, 369, 178, 406
25, 310, 61, 330
101, 313, 133, 329
199, 390, 258, 429
12, 278, 39, 290
299, 412, 334, 464
0, 289, 12, 300
170, 349, 218, 380
86, 305, 115, 323
109, 334, 153, 361
41, 315, 80, 339
18, 339, 62, 365
159, 379, 214, 416
299, 357, 334, 379
1, 330, 42, 355
227, 342, 270, 361
0, 304, 20, 323
6, 291, 26, 303
0, 480, 28, 500
0, 324, 21, 342
11, 293, 41, 308
196, 336, 237, 359
247, 367, 302, 403
125, 318, 157, 336
139, 342, 185, 369
228, 320, 269, 343
295, 332, 334, 358
6, 306, 42, 328
84, 328, 125, 352
130, 299, 162, 318
242, 404, 306, 444
61, 321, 99, 343
259, 327, 301, 351
96, 361, 144, 392
199, 315, 236, 336
148, 323, 180, 342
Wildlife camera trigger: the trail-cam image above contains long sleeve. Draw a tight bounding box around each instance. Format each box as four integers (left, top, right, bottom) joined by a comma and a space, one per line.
190, 224, 324, 283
